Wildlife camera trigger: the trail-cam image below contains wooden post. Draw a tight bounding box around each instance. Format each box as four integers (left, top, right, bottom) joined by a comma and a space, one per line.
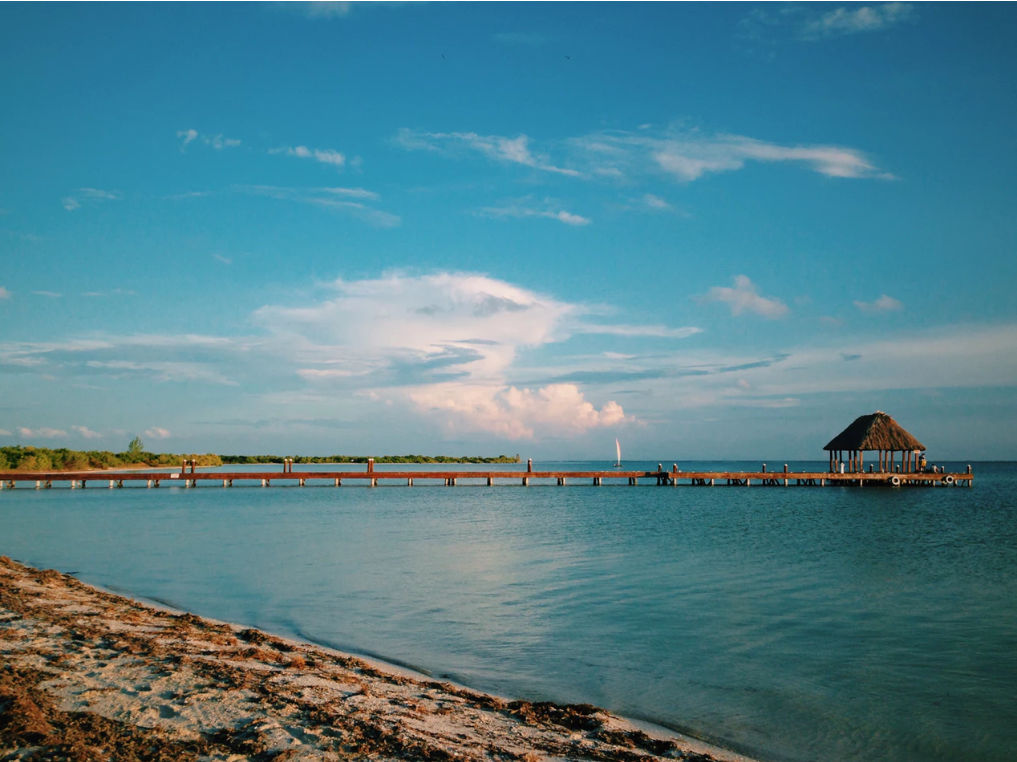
527, 458, 532, 472
370, 478, 377, 487
334, 478, 341, 487
408, 478, 414, 486
299, 478, 305, 487
367, 458, 374, 473
522, 477, 529, 486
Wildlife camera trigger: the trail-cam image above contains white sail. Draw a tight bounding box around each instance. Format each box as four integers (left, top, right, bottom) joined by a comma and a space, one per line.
615, 438, 621, 466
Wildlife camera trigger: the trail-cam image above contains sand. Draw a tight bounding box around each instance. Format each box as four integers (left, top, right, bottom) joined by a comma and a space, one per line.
0, 556, 745, 762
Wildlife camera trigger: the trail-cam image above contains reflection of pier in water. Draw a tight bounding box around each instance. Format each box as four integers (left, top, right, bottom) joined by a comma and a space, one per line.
1, 458, 974, 490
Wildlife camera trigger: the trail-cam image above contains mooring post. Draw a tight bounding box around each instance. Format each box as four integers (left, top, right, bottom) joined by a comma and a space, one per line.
367, 458, 374, 473
783, 464, 788, 486
35, 480, 41, 490
408, 478, 414, 486
762, 463, 766, 473
527, 458, 532, 472
370, 478, 377, 487
334, 478, 341, 487
147, 480, 153, 488
522, 476, 529, 486
299, 478, 305, 487
486, 476, 493, 486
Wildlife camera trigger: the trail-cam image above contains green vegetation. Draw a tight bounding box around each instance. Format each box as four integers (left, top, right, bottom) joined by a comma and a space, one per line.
0, 441, 518, 472
220, 454, 521, 465
0, 444, 222, 472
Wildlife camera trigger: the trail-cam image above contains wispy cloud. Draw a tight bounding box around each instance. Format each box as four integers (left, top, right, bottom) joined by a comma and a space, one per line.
477, 204, 591, 226
235, 185, 398, 227
854, 294, 903, 313
803, 3, 916, 39
71, 425, 102, 439
17, 427, 68, 439
396, 129, 582, 177
741, 3, 917, 47
177, 129, 241, 151
641, 193, 673, 211
32, 291, 61, 298
399, 124, 893, 185
213, 254, 232, 265
286, 1, 353, 19
493, 32, 550, 45
143, 427, 172, 439
62, 188, 122, 212
0, 286, 9, 299
270, 145, 347, 168
700, 275, 789, 319
570, 127, 894, 181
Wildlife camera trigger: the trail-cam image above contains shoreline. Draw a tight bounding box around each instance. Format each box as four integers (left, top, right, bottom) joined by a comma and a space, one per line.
0, 557, 753, 762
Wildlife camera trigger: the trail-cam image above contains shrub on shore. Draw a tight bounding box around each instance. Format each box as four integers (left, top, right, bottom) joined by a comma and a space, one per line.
0, 446, 222, 472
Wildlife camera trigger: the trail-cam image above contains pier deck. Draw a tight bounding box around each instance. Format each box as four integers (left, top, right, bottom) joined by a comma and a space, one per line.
1, 467, 973, 489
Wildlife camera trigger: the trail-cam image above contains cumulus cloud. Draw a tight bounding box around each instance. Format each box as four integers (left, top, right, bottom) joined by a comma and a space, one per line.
177, 129, 241, 151
143, 427, 172, 439
254, 272, 701, 437
411, 383, 628, 439
700, 275, 789, 319
62, 188, 122, 212
271, 145, 347, 168
854, 294, 903, 313
642, 193, 673, 211
17, 427, 68, 439
396, 129, 581, 177
740, 3, 916, 47
71, 425, 102, 439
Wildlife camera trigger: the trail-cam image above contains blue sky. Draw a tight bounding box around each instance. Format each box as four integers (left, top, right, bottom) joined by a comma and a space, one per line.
1, 2, 1016, 459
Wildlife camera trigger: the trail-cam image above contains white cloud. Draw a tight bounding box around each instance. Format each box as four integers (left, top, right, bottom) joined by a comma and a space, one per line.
17, 427, 68, 439
0, 286, 9, 299
143, 427, 172, 439
62, 188, 122, 212
642, 193, 672, 210
235, 185, 398, 227
272, 145, 347, 168
84, 360, 236, 385
213, 254, 232, 265
292, 1, 352, 18
803, 3, 916, 39
700, 275, 789, 319
411, 383, 628, 439
253, 272, 699, 437
396, 129, 582, 177
71, 425, 102, 439
178, 129, 240, 151
854, 294, 903, 313
32, 291, 61, 298
0, 429, 11, 436
573, 129, 892, 182
478, 205, 591, 226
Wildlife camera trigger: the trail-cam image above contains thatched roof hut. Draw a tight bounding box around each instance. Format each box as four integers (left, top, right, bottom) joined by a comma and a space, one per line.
824, 411, 925, 473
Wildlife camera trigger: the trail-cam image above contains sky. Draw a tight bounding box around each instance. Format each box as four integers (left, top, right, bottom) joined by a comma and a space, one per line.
1, 1, 1016, 460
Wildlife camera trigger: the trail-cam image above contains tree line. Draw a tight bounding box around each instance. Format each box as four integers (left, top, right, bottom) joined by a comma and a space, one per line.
0, 440, 519, 472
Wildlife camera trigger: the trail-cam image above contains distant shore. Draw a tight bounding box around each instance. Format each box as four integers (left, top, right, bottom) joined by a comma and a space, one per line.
0, 444, 519, 474
0, 557, 745, 762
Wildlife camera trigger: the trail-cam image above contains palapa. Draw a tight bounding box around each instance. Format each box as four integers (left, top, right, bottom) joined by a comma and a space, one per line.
824, 411, 925, 453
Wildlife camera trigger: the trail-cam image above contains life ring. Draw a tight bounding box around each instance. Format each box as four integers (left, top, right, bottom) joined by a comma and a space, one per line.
944, 475, 955, 485
890, 475, 901, 487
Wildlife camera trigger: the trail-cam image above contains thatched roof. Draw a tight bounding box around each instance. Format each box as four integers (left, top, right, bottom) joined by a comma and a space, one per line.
824, 411, 925, 452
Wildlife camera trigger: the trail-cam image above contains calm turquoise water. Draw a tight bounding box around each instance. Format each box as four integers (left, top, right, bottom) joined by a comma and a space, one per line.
2, 461, 1015, 762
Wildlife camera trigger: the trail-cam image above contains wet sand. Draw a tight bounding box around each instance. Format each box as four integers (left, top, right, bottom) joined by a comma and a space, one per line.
0, 556, 747, 762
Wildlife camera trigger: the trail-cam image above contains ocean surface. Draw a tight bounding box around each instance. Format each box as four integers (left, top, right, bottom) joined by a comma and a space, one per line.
1, 460, 1015, 762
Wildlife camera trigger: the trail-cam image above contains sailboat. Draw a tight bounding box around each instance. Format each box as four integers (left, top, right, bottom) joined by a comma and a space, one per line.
614, 438, 622, 468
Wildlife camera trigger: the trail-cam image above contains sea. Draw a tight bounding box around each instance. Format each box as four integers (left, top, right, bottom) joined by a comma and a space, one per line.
1, 460, 1014, 762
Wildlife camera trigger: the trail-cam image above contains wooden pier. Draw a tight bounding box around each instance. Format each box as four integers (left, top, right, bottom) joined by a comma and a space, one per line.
0, 461, 974, 490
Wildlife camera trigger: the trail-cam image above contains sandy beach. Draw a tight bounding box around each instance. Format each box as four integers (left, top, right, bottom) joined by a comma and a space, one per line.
0, 556, 744, 762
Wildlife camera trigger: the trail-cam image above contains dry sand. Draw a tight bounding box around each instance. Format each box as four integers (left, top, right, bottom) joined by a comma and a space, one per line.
0, 556, 747, 762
